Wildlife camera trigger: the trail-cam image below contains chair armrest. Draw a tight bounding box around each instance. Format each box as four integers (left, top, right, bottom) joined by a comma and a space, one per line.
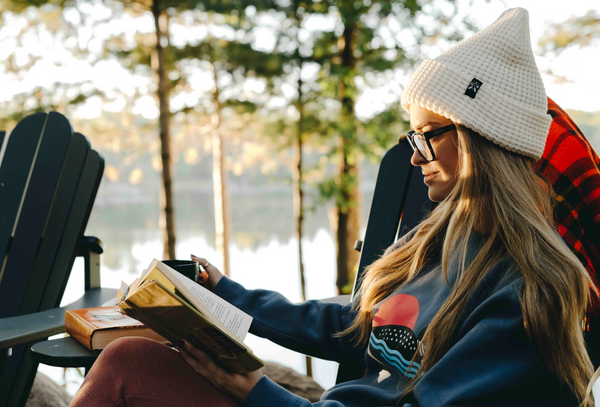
80, 236, 104, 254
0, 287, 117, 351
77, 236, 103, 290
320, 295, 351, 306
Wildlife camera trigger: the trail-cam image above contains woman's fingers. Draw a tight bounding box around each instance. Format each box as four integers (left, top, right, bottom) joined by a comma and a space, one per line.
180, 348, 222, 389
183, 341, 228, 375
181, 341, 232, 388
190, 254, 224, 290
190, 255, 210, 269
190, 254, 214, 270
180, 348, 209, 376
180, 340, 263, 402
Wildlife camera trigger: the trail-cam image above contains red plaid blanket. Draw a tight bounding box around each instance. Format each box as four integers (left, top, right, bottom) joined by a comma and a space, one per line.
534, 98, 600, 326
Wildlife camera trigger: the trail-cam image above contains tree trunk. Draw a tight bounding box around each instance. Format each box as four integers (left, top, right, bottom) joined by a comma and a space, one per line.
152, 0, 176, 260
294, 60, 311, 377
335, 155, 360, 295
335, 23, 361, 295
211, 67, 231, 276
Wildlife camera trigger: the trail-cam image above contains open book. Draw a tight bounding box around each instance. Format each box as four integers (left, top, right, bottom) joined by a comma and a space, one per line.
118, 259, 264, 373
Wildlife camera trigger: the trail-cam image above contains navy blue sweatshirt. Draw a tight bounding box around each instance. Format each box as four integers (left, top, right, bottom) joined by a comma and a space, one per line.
212, 231, 576, 407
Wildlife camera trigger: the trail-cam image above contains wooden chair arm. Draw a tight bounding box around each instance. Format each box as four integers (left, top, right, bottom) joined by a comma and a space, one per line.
77, 236, 103, 290
0, 287, 117, 352
80, 236, 103, 254
319, 295, 351, 306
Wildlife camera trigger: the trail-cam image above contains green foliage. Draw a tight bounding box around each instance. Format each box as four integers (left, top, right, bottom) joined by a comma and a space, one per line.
317, 171, 360, 211
0, 0, 67, 16
362, 102, 408, 158
304, 1, 447, 211
540, 10, 600, 53
175, 0, 279, 14
171, 40, 286, 78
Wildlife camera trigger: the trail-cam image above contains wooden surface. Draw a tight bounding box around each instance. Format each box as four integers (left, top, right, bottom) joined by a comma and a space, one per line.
0, 288, 118, 350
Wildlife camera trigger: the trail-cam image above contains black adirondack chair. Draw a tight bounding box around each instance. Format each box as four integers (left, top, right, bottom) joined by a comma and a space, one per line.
0, 112, 117, 407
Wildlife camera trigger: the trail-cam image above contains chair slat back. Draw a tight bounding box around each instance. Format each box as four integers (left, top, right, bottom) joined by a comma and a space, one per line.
18, 132, 90, 315
398, 163, 435, 239
352, 140, 432, 296
0, 113, 73, 319
39, 145, 104, 311
0, 113, 47, 264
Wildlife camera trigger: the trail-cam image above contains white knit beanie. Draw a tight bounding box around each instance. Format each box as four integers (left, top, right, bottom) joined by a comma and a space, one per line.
401, 7, 551, 160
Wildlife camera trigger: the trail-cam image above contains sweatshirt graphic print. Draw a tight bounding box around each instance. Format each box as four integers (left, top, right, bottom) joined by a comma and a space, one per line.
369, 294, 424, 379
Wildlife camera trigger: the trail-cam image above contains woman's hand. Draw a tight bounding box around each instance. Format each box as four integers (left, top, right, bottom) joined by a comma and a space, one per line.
191, 254, 224, 291
180, 340, 263, 402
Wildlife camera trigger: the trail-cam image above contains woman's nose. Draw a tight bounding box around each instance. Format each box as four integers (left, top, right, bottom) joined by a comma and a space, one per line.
410, 148, 427, 166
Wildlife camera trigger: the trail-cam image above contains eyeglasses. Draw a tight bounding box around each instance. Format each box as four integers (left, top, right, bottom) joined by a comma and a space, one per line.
404, 123, 457, 162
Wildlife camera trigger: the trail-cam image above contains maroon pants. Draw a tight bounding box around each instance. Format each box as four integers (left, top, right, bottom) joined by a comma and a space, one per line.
70, 337, 240, 407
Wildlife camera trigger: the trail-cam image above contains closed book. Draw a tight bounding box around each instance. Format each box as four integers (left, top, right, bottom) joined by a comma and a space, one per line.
65, 305, 168, 351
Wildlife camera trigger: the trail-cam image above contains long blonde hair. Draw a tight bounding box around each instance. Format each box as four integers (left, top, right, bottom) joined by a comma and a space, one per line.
340, 126, 595, 404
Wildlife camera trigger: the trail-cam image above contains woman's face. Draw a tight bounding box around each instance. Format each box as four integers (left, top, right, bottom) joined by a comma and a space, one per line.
409, 105, 460, 202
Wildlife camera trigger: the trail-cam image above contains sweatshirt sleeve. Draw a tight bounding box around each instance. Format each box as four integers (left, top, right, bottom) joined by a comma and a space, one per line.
213, 276, 366, 365
241, 376, 348, 407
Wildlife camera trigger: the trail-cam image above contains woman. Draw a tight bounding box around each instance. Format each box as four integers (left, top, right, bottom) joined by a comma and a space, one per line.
70, 7, 595, 407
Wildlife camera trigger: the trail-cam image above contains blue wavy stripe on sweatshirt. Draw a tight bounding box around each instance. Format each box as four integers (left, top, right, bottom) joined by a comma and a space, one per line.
370, 334, 421, 372
369, 333, 420, 376
369, 335, 418, 377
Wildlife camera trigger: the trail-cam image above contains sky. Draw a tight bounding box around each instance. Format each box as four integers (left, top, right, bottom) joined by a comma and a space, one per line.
1, 0, 599, 122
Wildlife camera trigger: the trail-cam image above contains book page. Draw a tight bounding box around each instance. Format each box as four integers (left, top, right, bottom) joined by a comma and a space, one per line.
138, 261, 234, 337
166, 269, 252, 342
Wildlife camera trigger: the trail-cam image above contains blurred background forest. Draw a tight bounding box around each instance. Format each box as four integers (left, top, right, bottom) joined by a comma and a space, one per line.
1, 0, 599, 394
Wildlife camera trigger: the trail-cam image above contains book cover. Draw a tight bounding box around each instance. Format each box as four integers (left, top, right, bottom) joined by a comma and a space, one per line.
65, 305, 168, 351
118, 259, 264, 373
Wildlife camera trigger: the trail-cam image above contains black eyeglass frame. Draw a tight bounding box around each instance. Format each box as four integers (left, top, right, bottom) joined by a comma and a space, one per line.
404, 123, 457, 162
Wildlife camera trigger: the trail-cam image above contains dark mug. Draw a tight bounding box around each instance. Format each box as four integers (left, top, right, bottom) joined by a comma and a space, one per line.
162, 260, 199, 283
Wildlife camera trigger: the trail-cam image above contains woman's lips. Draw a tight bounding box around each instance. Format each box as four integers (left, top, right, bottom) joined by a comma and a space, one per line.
423, 172, 438, 183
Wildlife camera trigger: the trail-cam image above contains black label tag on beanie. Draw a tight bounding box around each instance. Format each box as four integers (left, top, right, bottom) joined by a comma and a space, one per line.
465, 78, 483, 99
